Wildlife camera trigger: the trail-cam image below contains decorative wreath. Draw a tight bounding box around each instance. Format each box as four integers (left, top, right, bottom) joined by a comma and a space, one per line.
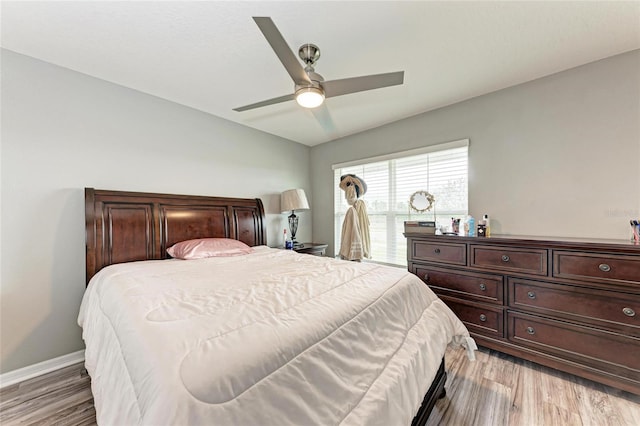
409, 190, 435, 213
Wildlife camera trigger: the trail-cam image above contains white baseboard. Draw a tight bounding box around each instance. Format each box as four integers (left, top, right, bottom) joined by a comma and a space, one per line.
0, 350, 85, 389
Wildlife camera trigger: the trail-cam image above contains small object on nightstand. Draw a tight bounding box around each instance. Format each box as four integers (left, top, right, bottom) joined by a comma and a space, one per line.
293, 243, 328, 256
283, 228, 294, 249
477, 224, 487, 237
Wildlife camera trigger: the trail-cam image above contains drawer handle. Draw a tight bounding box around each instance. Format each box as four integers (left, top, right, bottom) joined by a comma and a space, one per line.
423, 273, 429, 282
501, 254, 510, 262
598, 263, 611, 272
434, 248, 441, 254
527, 291, 536, 299
623, 307, 636, 317
479, 314, 487, 322
479, 283, 486, 291
526, 326, 535, 335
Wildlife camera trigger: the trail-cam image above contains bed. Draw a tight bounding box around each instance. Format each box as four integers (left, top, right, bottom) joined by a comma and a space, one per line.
79, 188, 475, 425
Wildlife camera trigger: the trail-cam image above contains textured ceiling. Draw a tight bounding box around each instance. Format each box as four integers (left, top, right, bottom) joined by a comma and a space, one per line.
2, 1, 639, 146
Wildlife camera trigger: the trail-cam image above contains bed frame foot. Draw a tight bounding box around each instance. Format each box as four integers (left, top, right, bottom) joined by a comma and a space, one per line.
411, 358, 447, 426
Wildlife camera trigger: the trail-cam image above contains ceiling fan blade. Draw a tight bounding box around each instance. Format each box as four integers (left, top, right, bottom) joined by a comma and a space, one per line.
323, 71, 404, 98
253, 17, 311, 86
311, 104, 337, 136
233, 93, 296, 112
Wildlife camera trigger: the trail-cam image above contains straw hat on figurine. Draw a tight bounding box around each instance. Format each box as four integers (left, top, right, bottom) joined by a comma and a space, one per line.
339, 174, 367, 198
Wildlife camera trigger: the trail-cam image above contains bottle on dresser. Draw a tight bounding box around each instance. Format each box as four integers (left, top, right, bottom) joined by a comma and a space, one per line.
483, 214, 491, 237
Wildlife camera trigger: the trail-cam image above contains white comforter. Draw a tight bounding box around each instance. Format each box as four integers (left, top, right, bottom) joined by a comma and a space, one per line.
78, 246, 475, 426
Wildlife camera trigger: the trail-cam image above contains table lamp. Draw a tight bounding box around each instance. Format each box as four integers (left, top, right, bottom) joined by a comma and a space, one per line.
281, 189, 310, 248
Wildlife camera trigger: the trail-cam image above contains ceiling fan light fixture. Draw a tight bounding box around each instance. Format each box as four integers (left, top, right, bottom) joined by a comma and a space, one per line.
295, 86, 325, 108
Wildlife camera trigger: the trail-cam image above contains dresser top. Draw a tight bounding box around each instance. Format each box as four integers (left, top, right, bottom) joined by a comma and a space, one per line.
404, 233, 640, 252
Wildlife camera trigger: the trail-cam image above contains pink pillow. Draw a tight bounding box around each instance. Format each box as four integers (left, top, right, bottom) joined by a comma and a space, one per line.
167, 238, 253, 260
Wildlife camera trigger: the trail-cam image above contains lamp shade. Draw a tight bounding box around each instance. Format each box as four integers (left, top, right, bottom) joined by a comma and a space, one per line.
281, 189, 310, 212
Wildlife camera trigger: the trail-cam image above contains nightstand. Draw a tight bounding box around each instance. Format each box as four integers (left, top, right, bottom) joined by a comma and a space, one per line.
292, 243, 328, 256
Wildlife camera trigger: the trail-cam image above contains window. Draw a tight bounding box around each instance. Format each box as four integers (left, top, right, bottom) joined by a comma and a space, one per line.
334, 140, 468, 266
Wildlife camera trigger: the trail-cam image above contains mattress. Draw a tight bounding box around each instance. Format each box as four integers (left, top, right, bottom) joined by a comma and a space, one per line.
78, 246, 475, 425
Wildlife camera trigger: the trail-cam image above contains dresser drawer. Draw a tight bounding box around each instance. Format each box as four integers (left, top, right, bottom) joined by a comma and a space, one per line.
508, 312, 640, 378
470, 245, 548, 276
509, 278, 640, 335
440, 296, 504, 338
553, 251, 640, 286
411, 263, 503, 304
410, 240, 466, 266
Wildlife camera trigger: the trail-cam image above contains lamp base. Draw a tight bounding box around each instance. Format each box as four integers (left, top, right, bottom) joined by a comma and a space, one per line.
288, 211, 300, 248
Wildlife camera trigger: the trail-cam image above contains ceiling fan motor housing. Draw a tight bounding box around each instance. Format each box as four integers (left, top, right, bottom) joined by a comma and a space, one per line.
296, 70, 325, 98
306, 70, 324, 84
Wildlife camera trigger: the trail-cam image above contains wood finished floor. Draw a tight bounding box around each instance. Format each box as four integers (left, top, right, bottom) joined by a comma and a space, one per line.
1, 347, 638, 425
426, 347, 640, 426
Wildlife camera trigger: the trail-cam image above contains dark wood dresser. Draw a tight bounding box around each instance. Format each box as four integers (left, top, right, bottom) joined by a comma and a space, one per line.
405, 233, 640, 394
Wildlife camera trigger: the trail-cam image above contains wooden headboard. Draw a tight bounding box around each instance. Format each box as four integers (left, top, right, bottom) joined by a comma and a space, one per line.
85, 188, 266, 284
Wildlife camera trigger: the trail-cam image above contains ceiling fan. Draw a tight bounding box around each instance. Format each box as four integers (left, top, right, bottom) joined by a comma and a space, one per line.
233, 17, 404, 112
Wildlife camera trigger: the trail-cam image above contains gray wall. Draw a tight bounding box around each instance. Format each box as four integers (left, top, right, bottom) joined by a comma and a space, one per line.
311, 50, 640, 257
0, 50, 311, 373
